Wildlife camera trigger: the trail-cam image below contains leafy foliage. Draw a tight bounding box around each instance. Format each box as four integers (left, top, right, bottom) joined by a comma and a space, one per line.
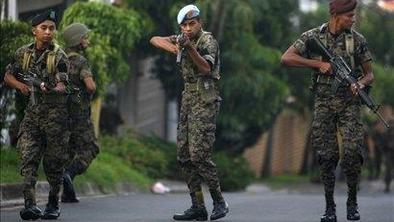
197, 0, 289, 152
100, 133, 168, 179
359, 6, 394, 66
0, 21, 32, 143
371, 64, 394, 107
213, 152, 255, 191
60, 1, 151, 95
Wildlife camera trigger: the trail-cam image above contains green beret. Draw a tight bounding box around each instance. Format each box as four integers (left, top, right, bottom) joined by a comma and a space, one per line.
31, 10, 57, 27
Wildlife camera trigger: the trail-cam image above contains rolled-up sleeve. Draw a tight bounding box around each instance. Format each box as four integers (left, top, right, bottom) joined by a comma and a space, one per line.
79, 58, 93, 80
293, 31, 311, 57
199, 35, 218, 69
356, 36, 372, 64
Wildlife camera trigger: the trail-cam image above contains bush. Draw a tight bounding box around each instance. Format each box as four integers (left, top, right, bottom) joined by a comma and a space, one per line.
99, 133, 168, 179
74, 152, 151, 192
214, 152, 255, 191
0, 20, 32, 143
141, 135, 180, 180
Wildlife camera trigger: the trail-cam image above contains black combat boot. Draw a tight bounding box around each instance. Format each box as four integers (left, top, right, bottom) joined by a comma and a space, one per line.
61, 172, 79, 203
173, 192, 208, 221
347, 204, 360, 221
209, 189, 229, 220
42, 195, 60, 219
173, 206, 208, 221
210, 201, 229, 221
320, 205, 336, 222
347, 186, 360, 220
20, 199, 42, 220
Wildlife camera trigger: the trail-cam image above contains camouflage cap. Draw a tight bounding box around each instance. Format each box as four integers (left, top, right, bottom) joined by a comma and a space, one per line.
31, 10, 57, 27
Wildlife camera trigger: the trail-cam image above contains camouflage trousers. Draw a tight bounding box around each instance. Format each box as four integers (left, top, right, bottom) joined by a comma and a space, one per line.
177, 90, 222, 198
17, 104, 70, 203
65, 110, 99, 178
311, 85, 364, 208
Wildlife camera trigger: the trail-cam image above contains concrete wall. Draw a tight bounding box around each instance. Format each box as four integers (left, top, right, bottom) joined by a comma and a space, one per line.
118, 57, 167, 139
243, 109, 310, 177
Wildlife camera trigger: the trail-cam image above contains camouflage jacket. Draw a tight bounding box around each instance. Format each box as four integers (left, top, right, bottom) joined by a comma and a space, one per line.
175, 30, 221, 104
7, 42, 69, 106
294, 23, 372, 80
175, 30, 220, 83
66, 50, 93, 112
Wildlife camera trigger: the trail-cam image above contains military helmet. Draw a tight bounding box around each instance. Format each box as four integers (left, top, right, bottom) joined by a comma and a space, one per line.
63, 23, 90, 47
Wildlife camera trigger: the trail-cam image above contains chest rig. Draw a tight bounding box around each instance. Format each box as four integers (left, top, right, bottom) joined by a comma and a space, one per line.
22, 43, 60, 76
316, 23, 355, 69
312, 24, 356, 87
181, 31, 211, 83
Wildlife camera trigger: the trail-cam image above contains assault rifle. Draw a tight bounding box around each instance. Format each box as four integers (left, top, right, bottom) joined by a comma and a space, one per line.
17, 71, 52, 105
308, 35, 389, 128
176, 33, 186, 64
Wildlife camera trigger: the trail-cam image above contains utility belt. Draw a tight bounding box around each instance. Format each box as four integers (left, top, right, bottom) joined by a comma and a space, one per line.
70, 108, 91, 120
315, 74, 336, 85
184, 77, 219, 103
36, 94, 68, 104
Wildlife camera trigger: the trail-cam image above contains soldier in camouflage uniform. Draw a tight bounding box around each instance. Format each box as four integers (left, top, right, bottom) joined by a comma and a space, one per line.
4, 10, 69, 220
281, 1, 374, 221
60, 23, 99, 203
150, 4, 229, 221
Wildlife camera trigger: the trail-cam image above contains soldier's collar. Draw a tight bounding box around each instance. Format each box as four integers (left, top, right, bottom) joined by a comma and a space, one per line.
192, 29, 203, 42
324, 22, 352, 36
33, 41, 55, 52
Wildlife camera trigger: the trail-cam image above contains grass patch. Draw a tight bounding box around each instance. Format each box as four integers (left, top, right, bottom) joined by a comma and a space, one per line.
260, 173, 310, 190
1, 145, 151, 192
74, 153, 152, 193
0, 147, 23, 183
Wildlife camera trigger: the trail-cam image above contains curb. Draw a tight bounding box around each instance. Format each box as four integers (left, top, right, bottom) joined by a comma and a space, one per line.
0, 180, 189, 209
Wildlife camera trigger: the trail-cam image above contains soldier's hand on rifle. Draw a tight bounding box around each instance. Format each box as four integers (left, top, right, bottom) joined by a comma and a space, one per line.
39, 82, 49, 93
18, 82, 30, 95
178, 33, 191, 49
54, 82, 66, 93
318, 62, 332, 75
350, 82, 364, 95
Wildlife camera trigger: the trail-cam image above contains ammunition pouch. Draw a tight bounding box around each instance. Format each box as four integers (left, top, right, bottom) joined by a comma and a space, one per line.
315, 74, 336, 85
184, 82, 198, 92
197, 77, 219, 104
38, 94, 67, 104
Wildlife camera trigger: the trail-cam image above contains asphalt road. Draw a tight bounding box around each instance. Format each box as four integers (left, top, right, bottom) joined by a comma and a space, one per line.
1, 190, 393, 222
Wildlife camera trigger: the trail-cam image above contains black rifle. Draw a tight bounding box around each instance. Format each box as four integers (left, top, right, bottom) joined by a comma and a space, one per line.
176, 33, 185, 64
308, 35, 389, 128
17, 71, 52, 105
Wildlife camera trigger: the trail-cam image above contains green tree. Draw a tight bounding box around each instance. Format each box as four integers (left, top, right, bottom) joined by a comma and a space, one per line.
195, 0, 289, 152
0, 21, 32, 145
359, 5, 394, 66
60, 1, 151, 95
